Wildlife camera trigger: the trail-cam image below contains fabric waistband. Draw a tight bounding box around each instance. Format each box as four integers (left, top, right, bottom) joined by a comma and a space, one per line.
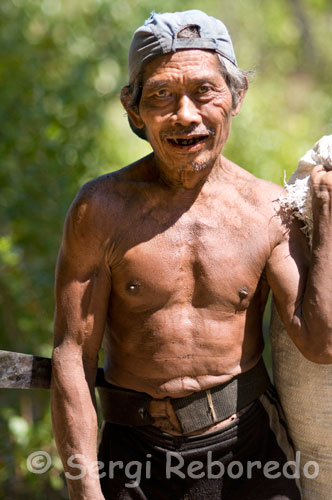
98, 359, 270, 434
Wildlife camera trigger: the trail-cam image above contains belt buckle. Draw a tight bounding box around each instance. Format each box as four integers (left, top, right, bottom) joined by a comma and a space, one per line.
148, 397, 183, 433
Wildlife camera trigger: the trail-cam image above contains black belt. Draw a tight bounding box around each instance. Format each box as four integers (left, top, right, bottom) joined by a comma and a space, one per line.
98, 359, 270, 434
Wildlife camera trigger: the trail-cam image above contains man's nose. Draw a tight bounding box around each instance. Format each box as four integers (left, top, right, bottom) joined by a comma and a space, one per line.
172, 95, 201, 126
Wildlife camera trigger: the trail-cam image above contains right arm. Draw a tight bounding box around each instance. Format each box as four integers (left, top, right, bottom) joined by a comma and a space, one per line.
51, 185, 112, 500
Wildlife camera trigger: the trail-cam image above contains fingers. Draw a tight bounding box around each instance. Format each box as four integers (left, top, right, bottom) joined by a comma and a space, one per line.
311, 164, 326, 177
311, 164, 332, 184
310, 165, 332, 208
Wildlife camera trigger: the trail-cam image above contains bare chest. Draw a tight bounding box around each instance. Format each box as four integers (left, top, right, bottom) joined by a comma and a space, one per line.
109, 203, 270, 312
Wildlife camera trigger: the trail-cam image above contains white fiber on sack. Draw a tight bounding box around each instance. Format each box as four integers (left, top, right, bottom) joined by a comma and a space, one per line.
278, 135, 332, 246
271, 134, 332, 500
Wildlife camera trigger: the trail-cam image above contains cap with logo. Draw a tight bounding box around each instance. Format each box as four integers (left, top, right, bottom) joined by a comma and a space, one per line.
128, 10, 237, 83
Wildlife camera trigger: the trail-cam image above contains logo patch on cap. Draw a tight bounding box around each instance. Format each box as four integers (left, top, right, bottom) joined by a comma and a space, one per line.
177, 25, 201, 38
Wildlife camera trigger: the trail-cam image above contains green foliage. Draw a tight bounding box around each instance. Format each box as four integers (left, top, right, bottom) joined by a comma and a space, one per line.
0, 0, 331, 497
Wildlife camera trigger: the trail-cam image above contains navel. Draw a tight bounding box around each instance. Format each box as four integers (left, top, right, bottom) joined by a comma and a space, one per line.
126, 280, 141, 295
238, 286, 249, 300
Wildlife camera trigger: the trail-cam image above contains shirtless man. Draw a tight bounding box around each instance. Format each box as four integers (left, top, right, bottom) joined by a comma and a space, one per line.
51, 10, 332, 500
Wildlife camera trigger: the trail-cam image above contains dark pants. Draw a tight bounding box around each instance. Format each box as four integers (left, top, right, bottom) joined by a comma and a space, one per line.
98, 388, 301, 499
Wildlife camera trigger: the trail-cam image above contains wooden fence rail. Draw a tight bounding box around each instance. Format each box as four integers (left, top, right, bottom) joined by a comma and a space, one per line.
0, 349, 107, 389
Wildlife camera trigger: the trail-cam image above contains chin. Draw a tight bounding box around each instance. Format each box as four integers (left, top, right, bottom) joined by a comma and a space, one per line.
191, 159, 216, 172
171, 157, 216, 174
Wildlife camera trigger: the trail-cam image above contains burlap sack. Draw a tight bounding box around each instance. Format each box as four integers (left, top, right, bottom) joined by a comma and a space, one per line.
271, 307, 332, 499
271, 135, 332, 499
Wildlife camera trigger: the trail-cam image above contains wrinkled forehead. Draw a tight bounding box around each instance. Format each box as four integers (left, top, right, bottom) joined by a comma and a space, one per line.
140, 49, 222, 86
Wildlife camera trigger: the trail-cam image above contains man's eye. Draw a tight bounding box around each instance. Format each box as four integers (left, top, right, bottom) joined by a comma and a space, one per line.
197, 85, 211, 94
155, 89, 170, 98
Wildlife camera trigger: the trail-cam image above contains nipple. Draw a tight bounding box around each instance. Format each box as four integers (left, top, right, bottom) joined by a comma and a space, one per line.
126, 280, 141, 295
238, 286, 249, 300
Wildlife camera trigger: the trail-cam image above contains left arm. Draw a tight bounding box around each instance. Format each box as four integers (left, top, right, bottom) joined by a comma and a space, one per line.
266, 166, 332, 363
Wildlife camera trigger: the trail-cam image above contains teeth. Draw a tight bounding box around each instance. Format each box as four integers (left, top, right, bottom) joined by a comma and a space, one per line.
169, 136, 205, 146
177, 138, 196, 145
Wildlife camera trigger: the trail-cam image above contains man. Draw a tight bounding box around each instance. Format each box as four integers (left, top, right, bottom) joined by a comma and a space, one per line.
51, 10, 332, 500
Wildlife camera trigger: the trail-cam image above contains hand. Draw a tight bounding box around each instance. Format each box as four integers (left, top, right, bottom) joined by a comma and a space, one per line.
311, 164, 332, 207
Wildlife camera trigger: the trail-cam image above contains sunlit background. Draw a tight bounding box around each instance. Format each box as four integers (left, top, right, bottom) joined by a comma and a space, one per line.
0, 0, 331, 497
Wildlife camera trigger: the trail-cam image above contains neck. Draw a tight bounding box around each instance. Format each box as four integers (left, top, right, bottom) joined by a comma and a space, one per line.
153, 155, 223, 190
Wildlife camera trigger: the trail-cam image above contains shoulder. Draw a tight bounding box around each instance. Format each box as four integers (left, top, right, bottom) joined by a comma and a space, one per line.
237, 169, 307, 250
65, 175, 116, 241
221, 157, 284, 210
221, 157, 300, 249
67, 155, 152, 231
61, 158, 146, 254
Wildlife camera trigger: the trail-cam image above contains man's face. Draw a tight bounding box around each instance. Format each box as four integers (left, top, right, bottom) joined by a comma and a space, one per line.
130, 50, 241, 174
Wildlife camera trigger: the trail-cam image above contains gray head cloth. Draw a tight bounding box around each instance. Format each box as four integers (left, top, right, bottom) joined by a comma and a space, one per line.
128, 10, 237, 83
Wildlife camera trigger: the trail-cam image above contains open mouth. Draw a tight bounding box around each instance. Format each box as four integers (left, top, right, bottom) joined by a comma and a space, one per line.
167, 135, 208, 147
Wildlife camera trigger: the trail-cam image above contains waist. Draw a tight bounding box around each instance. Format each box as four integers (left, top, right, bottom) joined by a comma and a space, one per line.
98, 358, 271, 435
149, 399, 255, 436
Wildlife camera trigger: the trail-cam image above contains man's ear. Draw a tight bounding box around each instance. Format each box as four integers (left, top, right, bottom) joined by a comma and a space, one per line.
120, 86, 144, 130
231, 77, 248, 117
